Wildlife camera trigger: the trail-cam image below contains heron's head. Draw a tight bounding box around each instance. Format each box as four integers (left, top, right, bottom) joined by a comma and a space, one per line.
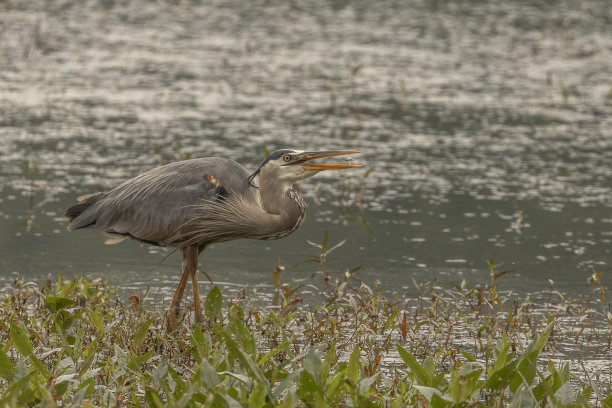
249, 149, 362, 190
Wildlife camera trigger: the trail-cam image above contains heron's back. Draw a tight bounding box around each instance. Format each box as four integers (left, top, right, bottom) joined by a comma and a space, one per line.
65, 157, 258, 246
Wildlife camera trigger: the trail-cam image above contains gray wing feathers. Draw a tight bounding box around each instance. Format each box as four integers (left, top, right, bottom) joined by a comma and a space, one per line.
67, 158, 257, 246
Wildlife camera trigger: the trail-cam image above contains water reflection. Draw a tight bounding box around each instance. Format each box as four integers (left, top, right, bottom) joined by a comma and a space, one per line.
0, 1, 611, 298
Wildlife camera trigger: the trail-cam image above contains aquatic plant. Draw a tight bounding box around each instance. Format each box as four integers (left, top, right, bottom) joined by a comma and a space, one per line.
0, 241, 610, 406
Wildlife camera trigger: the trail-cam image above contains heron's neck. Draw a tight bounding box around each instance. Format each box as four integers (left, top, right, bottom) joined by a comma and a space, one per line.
257, 178, 306, 239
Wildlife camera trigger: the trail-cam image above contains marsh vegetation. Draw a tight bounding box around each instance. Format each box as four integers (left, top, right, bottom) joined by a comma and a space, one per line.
1, 238, 610, 406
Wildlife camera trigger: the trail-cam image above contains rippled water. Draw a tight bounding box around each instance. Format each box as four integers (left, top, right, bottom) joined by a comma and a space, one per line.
1, 1, 611, 300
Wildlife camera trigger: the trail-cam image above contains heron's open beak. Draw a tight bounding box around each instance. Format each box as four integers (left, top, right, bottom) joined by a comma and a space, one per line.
299, 150, 363, 171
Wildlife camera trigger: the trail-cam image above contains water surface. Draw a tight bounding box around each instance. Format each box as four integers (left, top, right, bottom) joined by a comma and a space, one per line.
1, 0, 611, 301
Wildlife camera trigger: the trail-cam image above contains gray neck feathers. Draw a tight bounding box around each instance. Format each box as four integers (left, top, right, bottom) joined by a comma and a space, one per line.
173, 175, 306, 247
257, 172, 306, 240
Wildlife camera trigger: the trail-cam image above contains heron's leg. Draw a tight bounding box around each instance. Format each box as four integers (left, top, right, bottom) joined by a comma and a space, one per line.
167, 247, 193, 330
186, 244, 203, 324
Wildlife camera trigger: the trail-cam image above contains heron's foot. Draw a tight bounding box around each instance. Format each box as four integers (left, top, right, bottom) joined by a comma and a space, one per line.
166, 305, 183, 332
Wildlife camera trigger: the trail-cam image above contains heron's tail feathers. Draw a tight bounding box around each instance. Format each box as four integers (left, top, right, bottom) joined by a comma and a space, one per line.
65, 192, 105, 230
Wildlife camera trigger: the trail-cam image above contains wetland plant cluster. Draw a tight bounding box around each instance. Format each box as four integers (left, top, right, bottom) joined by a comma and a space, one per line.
0, 242, 611, 407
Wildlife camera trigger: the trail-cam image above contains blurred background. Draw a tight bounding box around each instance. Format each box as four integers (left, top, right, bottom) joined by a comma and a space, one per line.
1, 0, 611, 302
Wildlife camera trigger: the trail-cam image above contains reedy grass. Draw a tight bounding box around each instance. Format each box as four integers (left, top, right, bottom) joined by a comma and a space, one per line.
0, 239, 610, 407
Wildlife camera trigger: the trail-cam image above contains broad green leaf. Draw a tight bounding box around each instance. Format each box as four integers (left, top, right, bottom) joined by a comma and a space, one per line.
199, 358, 220, 389
276, 389, 296, 408
218, 371, 251, 384
510, 352, 537, 392
510, 384, 535, 408
358, 373, 379, 397
191, 324, 209, 361
132, 350, 154, 366
80, 338, 98, 375
493, 331, 512, 371
397, 345, 430, 386
0, 347, 15, 381
413, 385, 444, 402
430, 392, 452, 408
553, 382, 575, 405
45, 296, 76, 312
215, 324, 267, 392
132, 319, 152, 350
346, 346, 360, 385
88, 310, 104, 332
272, 370, 301, 400
303, 348, 322, 386
321, 346, 336, 385
10, 323, 33, 357
205, 286, 223, 322
152, 359, 168, 388
213, 392, 243, 408
1, 370, 37, 402
145, 387, 165, 408
297, 370, 324, 405
486, 360, 518, 390
247, 382, 267, 408
73, 378, 94, 405
423, 356, 435, 379
325, 371, 349, 405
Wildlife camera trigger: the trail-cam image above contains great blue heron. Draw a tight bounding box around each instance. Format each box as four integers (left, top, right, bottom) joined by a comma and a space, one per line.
65, 149, 361, 328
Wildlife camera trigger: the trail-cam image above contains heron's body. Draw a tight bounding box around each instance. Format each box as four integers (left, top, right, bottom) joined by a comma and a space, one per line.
66, 157, 304, 246
65, 149, 361, 329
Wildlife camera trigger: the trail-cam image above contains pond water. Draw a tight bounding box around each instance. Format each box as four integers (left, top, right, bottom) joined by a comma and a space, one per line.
1, 1, 611, 302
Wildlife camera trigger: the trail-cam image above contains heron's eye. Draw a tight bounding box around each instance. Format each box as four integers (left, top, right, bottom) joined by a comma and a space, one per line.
283, 155, 291, 162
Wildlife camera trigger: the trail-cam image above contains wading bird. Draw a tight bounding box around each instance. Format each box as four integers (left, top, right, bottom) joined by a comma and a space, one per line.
65, 149, 361, 329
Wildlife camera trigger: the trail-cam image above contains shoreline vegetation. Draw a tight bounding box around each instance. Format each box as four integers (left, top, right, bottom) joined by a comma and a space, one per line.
1, 242, 610, 407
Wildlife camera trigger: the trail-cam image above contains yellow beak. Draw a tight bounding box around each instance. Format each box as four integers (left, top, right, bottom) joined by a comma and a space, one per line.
299, 150, 363, 171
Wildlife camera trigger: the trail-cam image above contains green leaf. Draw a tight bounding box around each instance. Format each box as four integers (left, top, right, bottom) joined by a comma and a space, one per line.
132, 319, 152, 350
10, 323, 33, 357
510, 384, 535, 408
45, 296, 76, 312
321, 346, 336, 386
430, 391, 452, 408
218, 371, 251, 384
297, 370, 324, 404
303, 348, 322, 386
346, 345, 360, 385
88, 310, 104, 332
510, 352, 537, 392
273, 370, 301, 400
397, 345, 430, 386
145, 388, 165, 408
247, 382, 267, 408
358, 373, 379, 397
382, 308, 400, 331
486, 360, 518, 390
492, 331, 512, 371
325, 371, 349, 405
214, 324, 268, 394
413, 385, 444, 402
192, 324, 209, 361
1, 370, 37, 402
257, 337, 292, 367
0, 347, 15, 381
553, 382, 575, 405
199, 358, 220, 389
205, 286, 223, 322
9, 323, 49, 379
